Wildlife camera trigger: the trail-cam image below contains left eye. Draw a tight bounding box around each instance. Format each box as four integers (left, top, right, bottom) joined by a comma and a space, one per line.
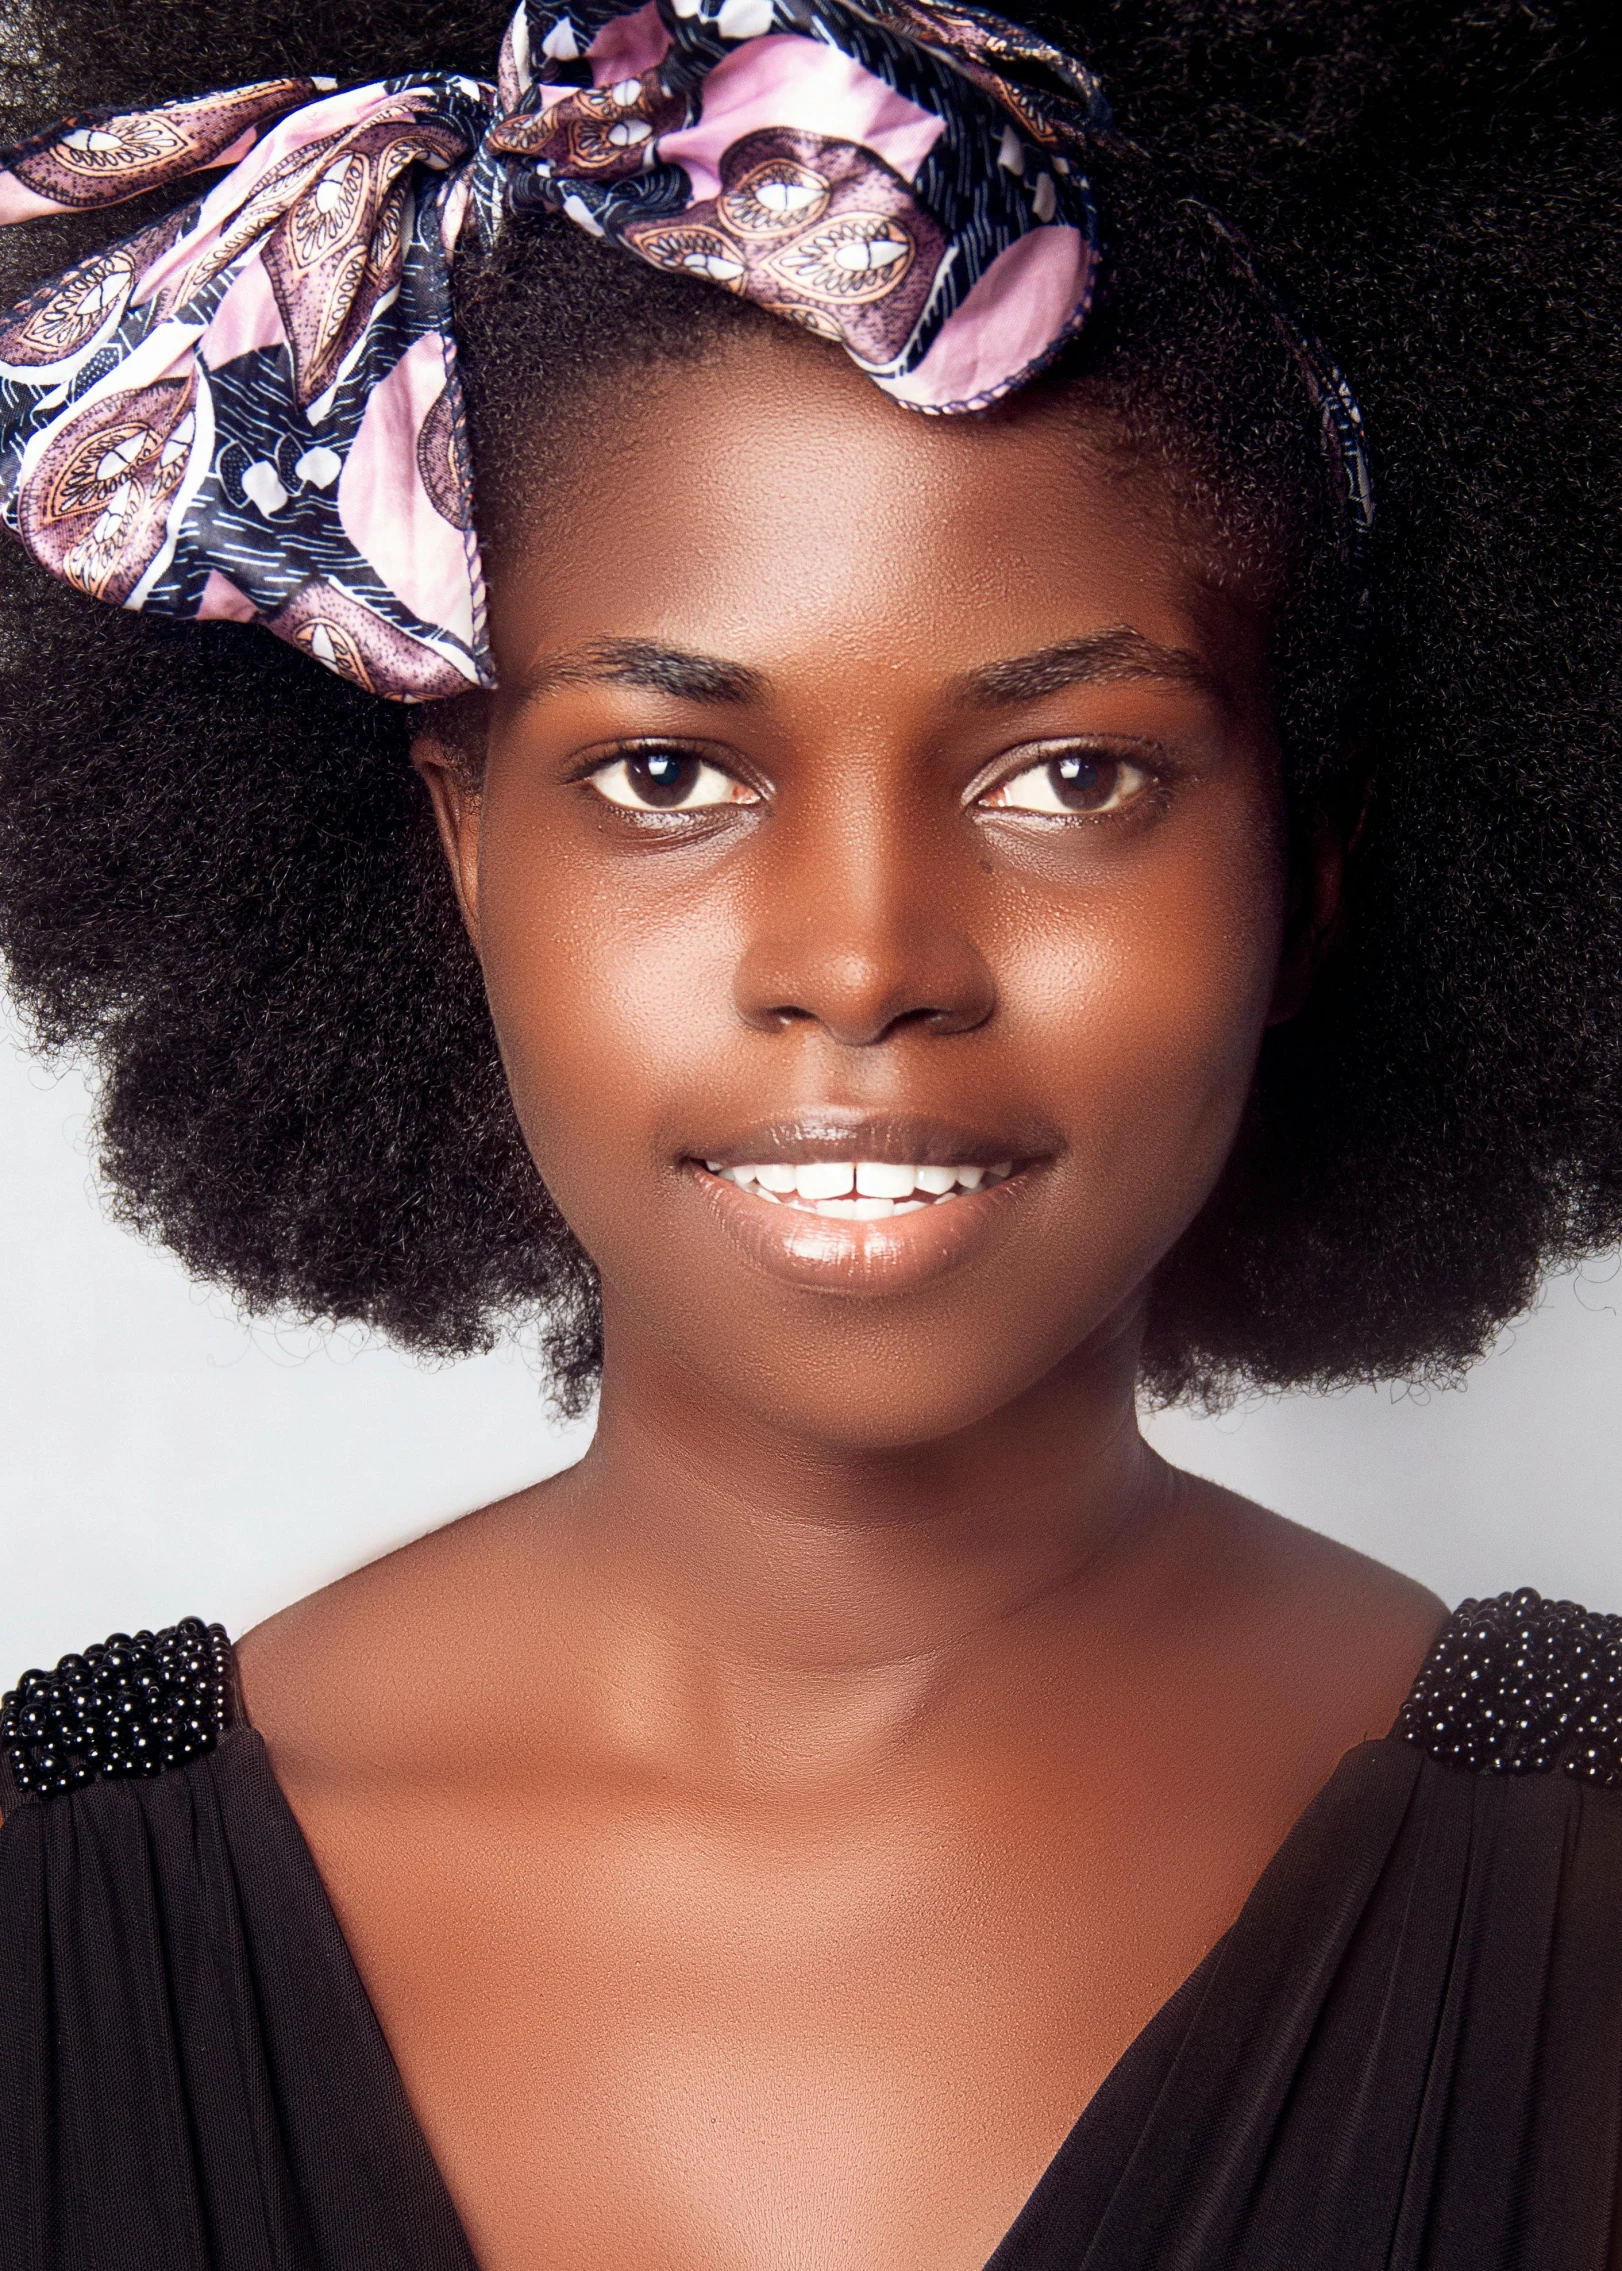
980, 751, 1150, 816
587, 751, 754, 812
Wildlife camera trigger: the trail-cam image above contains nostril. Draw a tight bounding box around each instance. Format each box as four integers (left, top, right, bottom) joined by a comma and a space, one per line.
761, 999, 973, 1042
735, 932, 997, 1044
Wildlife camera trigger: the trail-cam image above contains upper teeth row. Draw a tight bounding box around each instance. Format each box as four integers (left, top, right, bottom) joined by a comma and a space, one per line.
705, 1160, 1013, 1199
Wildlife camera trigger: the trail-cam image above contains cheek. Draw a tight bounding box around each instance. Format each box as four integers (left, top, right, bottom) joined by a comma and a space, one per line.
997, 810, 1284, 1241
471, 810, 745, 1221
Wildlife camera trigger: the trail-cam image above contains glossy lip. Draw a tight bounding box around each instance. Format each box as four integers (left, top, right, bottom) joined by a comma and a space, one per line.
679, 1113, 1057, 1298
685, 1111, 1048, 1171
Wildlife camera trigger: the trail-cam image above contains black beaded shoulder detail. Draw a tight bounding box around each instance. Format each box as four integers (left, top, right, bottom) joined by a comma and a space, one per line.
1395, 1588, 1622, 1786
0, 1618, 239, 1807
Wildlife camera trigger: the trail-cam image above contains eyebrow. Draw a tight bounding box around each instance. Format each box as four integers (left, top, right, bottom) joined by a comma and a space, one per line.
515, 638, 767, 706
513, 627, 1218, 712
948, 629, 1221, 707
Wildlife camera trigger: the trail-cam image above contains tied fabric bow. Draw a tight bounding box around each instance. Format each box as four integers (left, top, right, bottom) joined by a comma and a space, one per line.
0, 0, 1110, 700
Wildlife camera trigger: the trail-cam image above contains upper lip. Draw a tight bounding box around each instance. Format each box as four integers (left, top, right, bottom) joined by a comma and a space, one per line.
682, 1111, 1057, 1168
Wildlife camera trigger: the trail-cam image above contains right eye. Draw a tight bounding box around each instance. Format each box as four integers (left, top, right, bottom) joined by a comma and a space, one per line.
586, 749, 756, 813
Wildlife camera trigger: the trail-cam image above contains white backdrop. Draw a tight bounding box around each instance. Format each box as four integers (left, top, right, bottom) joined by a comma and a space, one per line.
4, 1015, 1620, 1684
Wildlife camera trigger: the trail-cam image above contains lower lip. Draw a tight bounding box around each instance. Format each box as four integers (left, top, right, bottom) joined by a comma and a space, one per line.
689, 1163, 1036, 1297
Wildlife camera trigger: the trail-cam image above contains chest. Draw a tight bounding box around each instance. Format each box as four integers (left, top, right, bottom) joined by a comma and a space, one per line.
287, 1759, 1301, 2271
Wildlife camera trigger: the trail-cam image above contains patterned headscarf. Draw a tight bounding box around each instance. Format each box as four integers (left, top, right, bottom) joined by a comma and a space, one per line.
0, 0, 1367, 701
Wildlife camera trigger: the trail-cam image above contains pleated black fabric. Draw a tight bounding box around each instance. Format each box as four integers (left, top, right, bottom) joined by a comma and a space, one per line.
0, 1722, 478, 2271
4, 1592, 1622, 2270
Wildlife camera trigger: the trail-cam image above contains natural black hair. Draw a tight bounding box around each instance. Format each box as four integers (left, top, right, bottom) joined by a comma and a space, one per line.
0, 0, 1617, 1415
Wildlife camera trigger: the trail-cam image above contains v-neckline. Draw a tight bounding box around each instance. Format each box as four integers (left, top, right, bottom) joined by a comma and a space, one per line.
242, 1716, 1403, 2271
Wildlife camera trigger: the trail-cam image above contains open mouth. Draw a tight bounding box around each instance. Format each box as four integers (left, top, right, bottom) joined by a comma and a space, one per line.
688, 1126, 1045, 1293
701, 1159, 1016, 1219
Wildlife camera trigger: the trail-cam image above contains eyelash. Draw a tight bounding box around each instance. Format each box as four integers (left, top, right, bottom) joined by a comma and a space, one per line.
579, 742, 1160, 823
582, 746, 758, 819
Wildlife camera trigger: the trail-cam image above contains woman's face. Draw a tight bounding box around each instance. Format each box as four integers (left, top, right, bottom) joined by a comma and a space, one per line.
421, 330, 1298, 1449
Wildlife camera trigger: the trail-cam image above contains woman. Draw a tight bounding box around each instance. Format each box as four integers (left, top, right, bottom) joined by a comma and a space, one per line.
1, 0, 1619, 2263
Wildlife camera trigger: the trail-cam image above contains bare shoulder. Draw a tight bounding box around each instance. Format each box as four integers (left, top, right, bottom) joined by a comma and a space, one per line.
1155, 1462, 1450, 1753
235, 1466, 585, 1785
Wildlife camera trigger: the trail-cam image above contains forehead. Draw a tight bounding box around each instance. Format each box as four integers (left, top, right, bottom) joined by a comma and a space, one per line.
485, 329, 1264, 706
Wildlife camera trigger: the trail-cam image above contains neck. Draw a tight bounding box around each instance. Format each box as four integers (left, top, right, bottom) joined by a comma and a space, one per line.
544, 1297, 1172, 1777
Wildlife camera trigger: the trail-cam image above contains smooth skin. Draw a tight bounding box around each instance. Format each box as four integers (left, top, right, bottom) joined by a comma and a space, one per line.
237, 328, 1444, 2271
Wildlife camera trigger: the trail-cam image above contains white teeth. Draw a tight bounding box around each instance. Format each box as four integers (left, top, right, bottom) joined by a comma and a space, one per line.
795, 1160, 855, 1200
706, 1157, 1019, 1211
855, 1160, 915, 1198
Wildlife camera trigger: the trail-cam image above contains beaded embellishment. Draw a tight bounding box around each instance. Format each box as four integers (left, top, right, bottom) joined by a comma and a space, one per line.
0, 1617, 237, 1805
1395, 1588, 1622, 1786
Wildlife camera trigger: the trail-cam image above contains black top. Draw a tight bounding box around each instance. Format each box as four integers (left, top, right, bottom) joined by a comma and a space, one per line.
4, 1588, 1622, 2269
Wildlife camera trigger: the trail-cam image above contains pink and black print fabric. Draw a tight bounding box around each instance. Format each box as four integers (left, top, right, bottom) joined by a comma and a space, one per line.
0, 0, 1374, 704
0, 75, 492, 697
0, 0, 1109, 701
482, 0, 1108, 410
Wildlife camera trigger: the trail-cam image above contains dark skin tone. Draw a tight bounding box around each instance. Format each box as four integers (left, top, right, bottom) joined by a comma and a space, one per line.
230, 328, 1445, 2271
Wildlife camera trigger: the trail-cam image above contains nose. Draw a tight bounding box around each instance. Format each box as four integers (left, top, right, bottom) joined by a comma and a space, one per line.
732, 802, 996, 1047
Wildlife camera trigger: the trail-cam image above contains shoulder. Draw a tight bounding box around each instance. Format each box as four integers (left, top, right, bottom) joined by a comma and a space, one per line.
233, 1470, 584, 1791
0, 1478, 578, 1823
1, 1618, 238, 1812
1153, 1471, 1451, 1753
1394, 1587, 1622, 1783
